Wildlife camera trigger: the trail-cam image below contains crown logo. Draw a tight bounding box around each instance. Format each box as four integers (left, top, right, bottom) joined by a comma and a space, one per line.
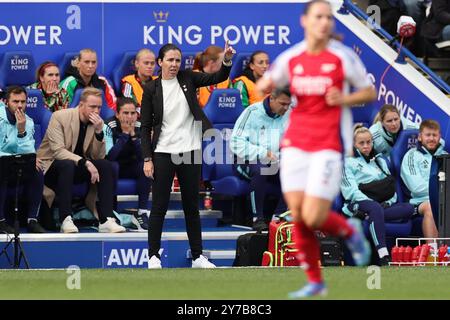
153, 11, 169, 23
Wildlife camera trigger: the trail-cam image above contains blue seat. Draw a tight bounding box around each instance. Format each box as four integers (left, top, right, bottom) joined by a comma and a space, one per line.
390, 129, 419, 203
0, 51, 36, 88
202, 89, 248, 196
69, 89, 115, 120
25, 89, 52, 149
111, 51, 138, 93
181, 52, 197, 70
229, 52, 251, 81
58, 51, 78, 77
352, 105, 377, 128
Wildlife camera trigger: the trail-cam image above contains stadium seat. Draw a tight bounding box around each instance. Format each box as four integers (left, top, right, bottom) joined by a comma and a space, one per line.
58, 51, 78, 77
181, 52, 197, 70
351, 104, 378, 128
25, 89, 52, 149
389, 129, 419, 203
70, 89, 115, 120
229, 52, 251, 81
111, 51, 137, 93
0, 51, 36, 88
202, 89, 249, 196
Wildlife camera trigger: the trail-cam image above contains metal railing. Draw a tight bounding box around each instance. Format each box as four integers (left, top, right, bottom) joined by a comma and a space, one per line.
339, 0, 450, 94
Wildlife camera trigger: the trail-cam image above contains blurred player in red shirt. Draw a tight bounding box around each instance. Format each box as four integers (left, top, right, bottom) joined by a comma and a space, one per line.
257, 0, 377, 298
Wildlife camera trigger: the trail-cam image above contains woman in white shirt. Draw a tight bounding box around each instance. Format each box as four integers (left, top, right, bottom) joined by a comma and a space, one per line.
141, 42, 235, 269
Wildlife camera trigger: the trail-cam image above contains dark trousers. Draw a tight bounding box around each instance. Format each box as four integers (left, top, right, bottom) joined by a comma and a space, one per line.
44, 159, 115, 223
111, 161, 152, 209
148, 151, 203, 260
349, 201, 414, 250
0, 168, 44, 221
234, 162, 286, 221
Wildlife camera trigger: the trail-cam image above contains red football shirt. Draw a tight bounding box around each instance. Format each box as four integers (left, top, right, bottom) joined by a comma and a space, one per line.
266, 39, 372, 155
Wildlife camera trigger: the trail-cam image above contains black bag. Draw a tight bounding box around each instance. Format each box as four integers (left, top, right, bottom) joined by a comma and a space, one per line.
358, 158, 396, 203
318, 235, 344, 266
233, 232, 268, 266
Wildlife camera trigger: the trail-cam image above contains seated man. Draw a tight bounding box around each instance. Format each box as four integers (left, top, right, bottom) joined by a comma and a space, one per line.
37, 87, 125, 233
401, 119, 447, 241
104, 97, 152, 230
60, 48, 117, 110
0, 86, 46, 233
230, 87, 291, 231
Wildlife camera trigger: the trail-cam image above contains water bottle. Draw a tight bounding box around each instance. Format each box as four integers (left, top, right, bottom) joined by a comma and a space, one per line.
398, 246, 405, 263
418, 244, 430, 264
204, 191, 213, 211
411, 245, 421, 265
391, 246, 399, 263
404, 246, 412, 264
438, 245, 448, 263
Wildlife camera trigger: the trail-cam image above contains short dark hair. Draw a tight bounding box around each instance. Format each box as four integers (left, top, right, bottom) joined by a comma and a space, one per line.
158, 43, 182, 62
420, 119, 440, 133
271, 87, 291, 98
5, 85, 27, 101
116, 97, 137, 113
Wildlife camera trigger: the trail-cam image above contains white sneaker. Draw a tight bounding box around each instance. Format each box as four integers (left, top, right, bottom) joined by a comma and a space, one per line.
60, 216, 79, 233
98, 217, 126, 233
148, 255, 162, 269
192, 255, 216, 268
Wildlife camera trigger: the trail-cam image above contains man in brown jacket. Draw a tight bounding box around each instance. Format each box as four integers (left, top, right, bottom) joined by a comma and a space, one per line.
37, 87, 125, 233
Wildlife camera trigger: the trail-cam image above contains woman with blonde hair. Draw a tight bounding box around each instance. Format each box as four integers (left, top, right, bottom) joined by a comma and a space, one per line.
121, 48, 158, 112
342, 124, 414, 266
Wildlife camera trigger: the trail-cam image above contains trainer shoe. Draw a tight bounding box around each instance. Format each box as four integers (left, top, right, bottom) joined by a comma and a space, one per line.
27, 220, 46, 233
148, 255, 162, 269
288, 282, 327, 299
0, 220, 14, 234
192, 255, 216, 268
99, 217, 126, 233
60, 216, 79, 233
346, 218, 371, 266
132, 210, 149, 230
379, 255, 391, 266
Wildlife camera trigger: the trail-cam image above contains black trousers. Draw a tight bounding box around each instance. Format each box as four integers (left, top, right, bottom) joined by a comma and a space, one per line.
44, 159, 115, 223
0, 168, 44, 221
148, 151, 203, 260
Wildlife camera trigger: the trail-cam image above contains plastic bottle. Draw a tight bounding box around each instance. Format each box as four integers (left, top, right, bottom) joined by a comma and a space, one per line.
204, 191, 213, 210
418, 244, 430, 265
391, 246, 399, 263
398, 246, 405, 263
411, 245, 421, 265
438, 245, 448, 263
404, 246, 412, 264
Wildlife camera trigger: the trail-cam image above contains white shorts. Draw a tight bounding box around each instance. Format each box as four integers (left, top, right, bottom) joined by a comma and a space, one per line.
280, 147, 343, 201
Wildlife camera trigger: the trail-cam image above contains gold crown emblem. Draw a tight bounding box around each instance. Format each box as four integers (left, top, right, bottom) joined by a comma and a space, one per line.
153, 11, 169, 23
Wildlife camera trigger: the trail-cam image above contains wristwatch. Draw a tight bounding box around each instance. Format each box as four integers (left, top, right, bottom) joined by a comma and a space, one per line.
17, 131, 27, 138
143, 157, 152, 162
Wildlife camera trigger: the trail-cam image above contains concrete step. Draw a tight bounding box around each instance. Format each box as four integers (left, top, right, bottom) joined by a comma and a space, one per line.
118, 209, 223, 229
0, 228, 249, 268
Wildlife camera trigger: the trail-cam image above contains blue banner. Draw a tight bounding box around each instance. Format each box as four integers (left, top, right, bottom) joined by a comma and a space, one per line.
103, 240, 168, 268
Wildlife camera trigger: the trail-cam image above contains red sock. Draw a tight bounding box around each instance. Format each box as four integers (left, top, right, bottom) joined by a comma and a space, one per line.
318, 211, 354, 239
293, 221, 322, 283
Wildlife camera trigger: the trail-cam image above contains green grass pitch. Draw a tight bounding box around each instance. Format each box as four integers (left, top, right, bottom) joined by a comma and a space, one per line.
0, 267, 449, 299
